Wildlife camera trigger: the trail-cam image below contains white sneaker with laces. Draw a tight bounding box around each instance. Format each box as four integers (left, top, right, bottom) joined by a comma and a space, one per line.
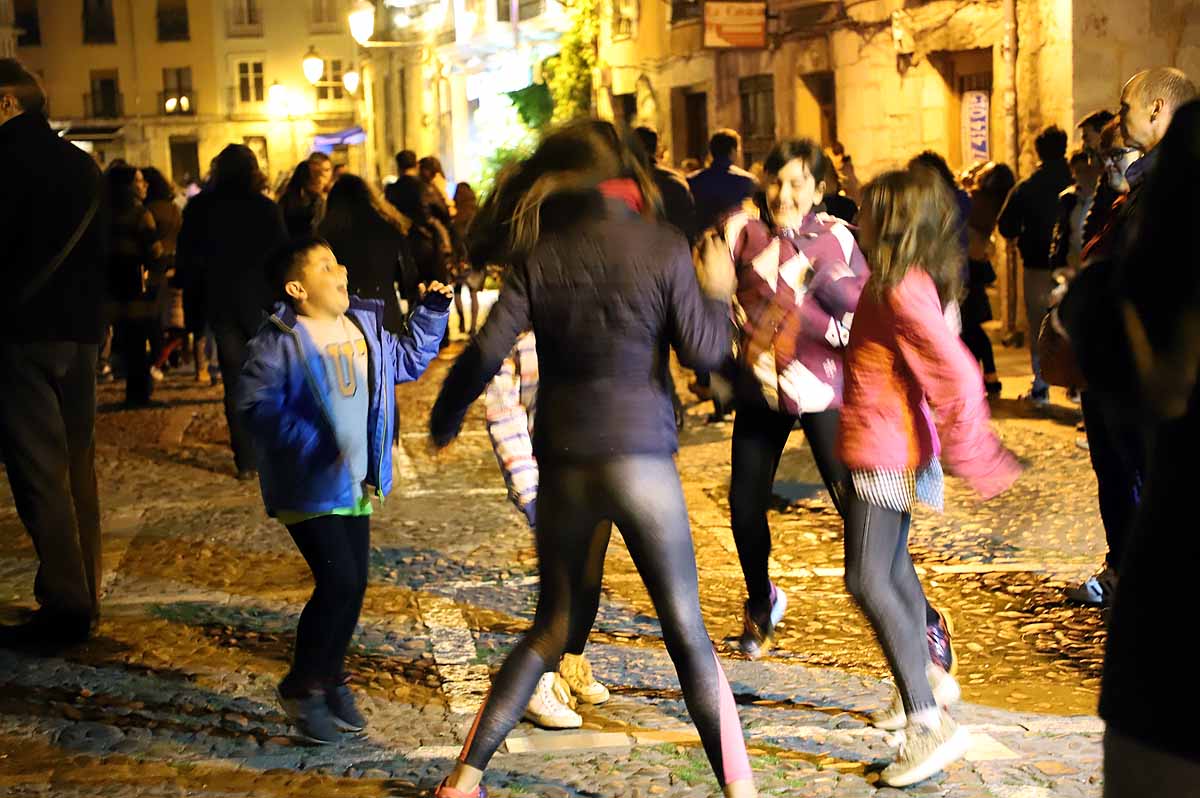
1066, 564, 1118, 606
879, 711, 970, 787
870, 665, 962, 732
523, 672, 582, 729
558, 653, 610, 705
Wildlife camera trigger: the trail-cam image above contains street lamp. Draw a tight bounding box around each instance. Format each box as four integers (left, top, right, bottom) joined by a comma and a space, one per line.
349, 0, 376, 45
343, 69, 361, 95
302, 45, 325, 86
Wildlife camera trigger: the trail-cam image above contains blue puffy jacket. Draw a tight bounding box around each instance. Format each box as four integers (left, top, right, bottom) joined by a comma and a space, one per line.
238, 295, 449, 516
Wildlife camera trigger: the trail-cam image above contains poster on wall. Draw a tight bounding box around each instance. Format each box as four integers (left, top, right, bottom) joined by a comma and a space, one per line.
703, 2, 766, 49
244, 136, 269, 179
962, 89, 990, 163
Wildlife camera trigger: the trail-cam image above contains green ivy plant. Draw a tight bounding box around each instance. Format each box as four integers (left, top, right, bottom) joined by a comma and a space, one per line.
544, 0, 598, 123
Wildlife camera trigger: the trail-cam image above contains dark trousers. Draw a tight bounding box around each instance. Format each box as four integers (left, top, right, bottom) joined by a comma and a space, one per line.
280, 514, 370, 694
459, 456, 750, 786
730, 405, 849, 612
0, 342, 101, 620
843, 501, 935, 714
212, 326, 255, 473
1081, 391, 1144, 570
115, 316, 154, 405
960, 321, 997, 376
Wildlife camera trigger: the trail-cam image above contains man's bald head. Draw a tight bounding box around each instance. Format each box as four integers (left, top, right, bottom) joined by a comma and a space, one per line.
1121, 67, 1198, 152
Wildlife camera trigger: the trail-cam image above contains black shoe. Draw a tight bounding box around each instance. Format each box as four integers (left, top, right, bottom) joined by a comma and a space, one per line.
0, 610, 91, 653
278, 688, 342, 745
325, 677, 367, 732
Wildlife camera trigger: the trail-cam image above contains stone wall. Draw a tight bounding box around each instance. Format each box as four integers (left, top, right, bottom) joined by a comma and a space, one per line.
1072, 0, 1200, 132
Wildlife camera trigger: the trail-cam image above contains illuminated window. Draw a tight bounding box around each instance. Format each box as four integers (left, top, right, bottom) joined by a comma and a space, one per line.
162, 66, 194, 114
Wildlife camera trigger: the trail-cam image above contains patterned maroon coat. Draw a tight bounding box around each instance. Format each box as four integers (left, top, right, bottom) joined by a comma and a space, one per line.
724, 210, 869, 416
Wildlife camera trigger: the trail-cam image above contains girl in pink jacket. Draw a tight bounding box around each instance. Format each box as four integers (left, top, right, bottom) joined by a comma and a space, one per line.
838, 166, 1020, 787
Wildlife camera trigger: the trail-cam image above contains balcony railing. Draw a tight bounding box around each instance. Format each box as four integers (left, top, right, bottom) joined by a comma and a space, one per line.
671, 0, 701, 24
84, 91, 124, 118
158, 7, 190, 40
159, 90, 197, 115
497, 0, 544, 22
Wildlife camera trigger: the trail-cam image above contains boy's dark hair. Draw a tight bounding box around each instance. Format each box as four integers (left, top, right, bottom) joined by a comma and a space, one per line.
633, 127, 659, 165
1069, 148, 1091, 167
1035, 125, 1069, 162
764, 138, 830, 184
267, 235, 330, 303
0, 58, 46, 116
709, 129, 740, 162
907, 150, 957, 191
395, 149, 418, 172
1077, 109, 1115, 132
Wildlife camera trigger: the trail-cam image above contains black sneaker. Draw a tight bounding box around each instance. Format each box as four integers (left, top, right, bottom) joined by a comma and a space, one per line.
325, 678, 367, 732
279, 688, 342, 745
738, 583, 787, 659
926, 607, 956, 676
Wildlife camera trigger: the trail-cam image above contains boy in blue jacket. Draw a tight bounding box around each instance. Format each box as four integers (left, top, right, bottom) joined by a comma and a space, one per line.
238, 236, 450, 744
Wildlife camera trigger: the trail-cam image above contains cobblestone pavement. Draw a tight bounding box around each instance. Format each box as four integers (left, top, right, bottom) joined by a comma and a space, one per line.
0, 339, 1107, 797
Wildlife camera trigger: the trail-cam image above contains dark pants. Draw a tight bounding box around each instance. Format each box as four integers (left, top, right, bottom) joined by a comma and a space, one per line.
458, 456, 750, 786
730, 406, 849, 613
960, 321, 997, 376
1081, 391, 1144, 570
843, 502, 934, 714
1105, 729, 1200, 798
212, 326, 256, 473
280, 514, 370, 695
115, 316, 154, 405
0, 342, 101, 621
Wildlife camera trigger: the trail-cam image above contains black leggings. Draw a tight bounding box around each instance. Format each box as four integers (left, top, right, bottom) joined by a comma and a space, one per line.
843, 501, 934, 714
961, 321, 997, 376
730, 406, 849, 614
458, 456, 751, 787
280, 514, 370, 696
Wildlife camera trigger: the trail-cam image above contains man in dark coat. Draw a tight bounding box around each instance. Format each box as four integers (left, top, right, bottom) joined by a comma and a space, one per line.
997, 125, 1073, 406
0, 59, 110, 650
688, 129, 759, 235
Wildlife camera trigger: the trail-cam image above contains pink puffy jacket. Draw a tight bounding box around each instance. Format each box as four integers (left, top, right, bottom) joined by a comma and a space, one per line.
837, 268, 1020, 500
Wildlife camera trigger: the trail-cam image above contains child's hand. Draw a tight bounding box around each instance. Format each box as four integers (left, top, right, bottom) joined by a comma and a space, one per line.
419, 281, 455, 300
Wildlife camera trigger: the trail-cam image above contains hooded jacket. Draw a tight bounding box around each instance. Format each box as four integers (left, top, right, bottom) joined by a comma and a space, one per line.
238, 295, 448, 516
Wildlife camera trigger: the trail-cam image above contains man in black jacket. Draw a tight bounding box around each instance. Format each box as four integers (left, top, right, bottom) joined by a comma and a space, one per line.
0, 60, 110, 650
633, 127, 698, 245
998, 125, 1073, 407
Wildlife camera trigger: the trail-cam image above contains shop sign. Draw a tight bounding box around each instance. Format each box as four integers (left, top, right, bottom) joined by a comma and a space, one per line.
704, 2, 766, 49
962, 89, 990, 163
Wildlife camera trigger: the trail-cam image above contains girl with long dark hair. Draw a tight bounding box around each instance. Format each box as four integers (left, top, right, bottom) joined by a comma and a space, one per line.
107, 165, 160, 406
429, 121, 756, 798
279, 160, 326, 239
318, 173, 413, 333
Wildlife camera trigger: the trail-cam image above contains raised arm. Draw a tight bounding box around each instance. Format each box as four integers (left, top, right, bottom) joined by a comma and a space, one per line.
890, 271, 1020, 499
430, 262, 532, 447
387, 291, 451, 384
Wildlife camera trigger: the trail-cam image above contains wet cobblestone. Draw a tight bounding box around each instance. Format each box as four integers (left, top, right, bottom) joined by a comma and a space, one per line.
0, 344, 1106, 795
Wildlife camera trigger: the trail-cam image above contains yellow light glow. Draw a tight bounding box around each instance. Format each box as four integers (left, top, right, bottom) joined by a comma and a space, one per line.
343, 69, 361, 95
268, 81, 290, 118
302, 46, 325, 86
349, 0, 376, 45
165, 96, 178, 112
179, 95, 190, 112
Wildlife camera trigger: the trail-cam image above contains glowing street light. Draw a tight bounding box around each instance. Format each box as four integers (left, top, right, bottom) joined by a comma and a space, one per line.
349, 0, 376, 45
343, 69, 361, 95
302, 46, 325, 86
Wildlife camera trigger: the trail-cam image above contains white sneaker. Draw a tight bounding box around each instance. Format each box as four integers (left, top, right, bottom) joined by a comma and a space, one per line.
870, 664, 962, 732
879, 711, 970, 787
523, 672, 582, 729
558, 653, 610, 705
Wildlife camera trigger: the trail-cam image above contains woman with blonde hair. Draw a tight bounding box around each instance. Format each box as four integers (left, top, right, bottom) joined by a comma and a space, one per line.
838, 165, 1020, 786
429, 120, 757, 798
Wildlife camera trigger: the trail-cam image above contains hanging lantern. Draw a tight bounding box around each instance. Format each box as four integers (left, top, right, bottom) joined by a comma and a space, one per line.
343, 69, 361, 95
302, 45, 325, 86
349, 0, 376, 45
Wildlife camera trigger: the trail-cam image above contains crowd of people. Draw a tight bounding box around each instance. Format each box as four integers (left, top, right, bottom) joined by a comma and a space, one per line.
2, 51, 1199, 795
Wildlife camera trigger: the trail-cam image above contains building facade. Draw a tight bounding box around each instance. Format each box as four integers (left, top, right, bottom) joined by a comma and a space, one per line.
14, 0, 366, 188
595, 0, 1200, 327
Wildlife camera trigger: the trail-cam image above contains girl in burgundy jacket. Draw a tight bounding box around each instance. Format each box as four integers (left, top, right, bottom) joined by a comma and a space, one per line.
839, 166, 1020, 787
